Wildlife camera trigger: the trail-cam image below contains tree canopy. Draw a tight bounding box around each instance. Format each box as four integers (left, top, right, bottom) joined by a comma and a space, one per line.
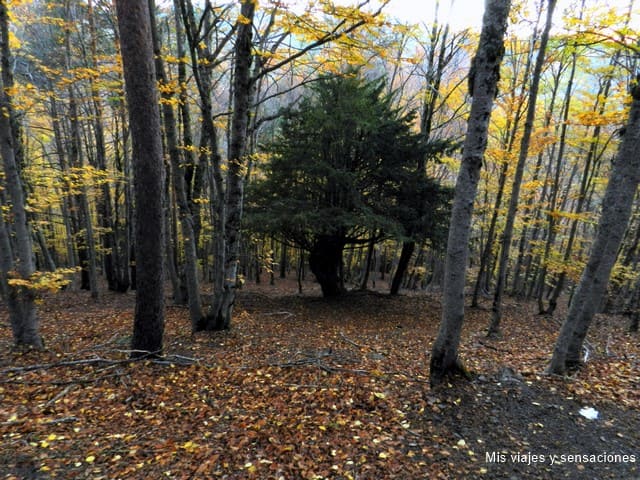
248, 73, 454, 296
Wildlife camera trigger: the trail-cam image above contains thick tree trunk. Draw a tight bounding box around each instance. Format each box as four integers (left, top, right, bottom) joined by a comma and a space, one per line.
548, 79, 640, 375
430, 0, 510, 387
0, 3, 42, 348
390, 240, 415, 295
116, 0, 166, 357
0, 110, 41, 346
0, 210, 40, 348
309, 236, 346, 297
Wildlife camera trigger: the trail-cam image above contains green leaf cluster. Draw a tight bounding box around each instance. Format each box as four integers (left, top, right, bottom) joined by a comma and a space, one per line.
247, 72, 454, 251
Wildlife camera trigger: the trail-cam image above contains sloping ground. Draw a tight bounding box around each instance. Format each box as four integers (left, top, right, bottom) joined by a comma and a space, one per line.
0, 282, 638, 479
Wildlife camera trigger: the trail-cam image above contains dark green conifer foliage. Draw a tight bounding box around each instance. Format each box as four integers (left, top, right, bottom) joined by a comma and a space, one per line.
249, 74, 453, 296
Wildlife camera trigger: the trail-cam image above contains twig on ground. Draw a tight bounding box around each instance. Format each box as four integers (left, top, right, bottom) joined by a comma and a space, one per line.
65, 331, 126, 357
262, 311, 295, 319
44, 384, 77, 408
476, 340, 512, 353
0, 419, 26, 426
1, 357, 132, 374
340, 331, 366, 349
0, 372, 125, 386
43, 416, 78, 425
0, 350, 198, 376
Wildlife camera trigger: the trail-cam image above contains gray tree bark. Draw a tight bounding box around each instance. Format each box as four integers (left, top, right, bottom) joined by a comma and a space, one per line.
0, 1, 42, 348
87, 0, 118, 292
116, 0, 166, 356
149, 0, 203, 328
430, 0, 511, 386
0, 98, 42, 348
64, 1, 98, 298
548, 77, 640, 375
205, 0, 256, 330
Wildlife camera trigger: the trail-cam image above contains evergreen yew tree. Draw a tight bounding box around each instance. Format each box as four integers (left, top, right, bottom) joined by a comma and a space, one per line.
249, 74, 452, 297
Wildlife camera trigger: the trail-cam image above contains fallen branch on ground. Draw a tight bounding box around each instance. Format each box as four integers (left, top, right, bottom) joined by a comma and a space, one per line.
340, 331, 366, 349
0, 352, 200, 376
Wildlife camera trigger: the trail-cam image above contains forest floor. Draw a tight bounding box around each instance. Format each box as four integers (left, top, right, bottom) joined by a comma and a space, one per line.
1, 279, 639, 480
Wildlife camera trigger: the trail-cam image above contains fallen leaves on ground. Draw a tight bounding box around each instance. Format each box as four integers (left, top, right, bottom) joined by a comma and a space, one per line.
0, 281, 638, 479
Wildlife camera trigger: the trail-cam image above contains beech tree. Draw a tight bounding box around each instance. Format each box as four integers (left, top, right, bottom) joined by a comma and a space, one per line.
148, 0, 204, 328
204, 0, 256, 330
0, 0, 42, 348
548, 74, 640, 375
430, 0, 511, 386
115, 0, 165, 356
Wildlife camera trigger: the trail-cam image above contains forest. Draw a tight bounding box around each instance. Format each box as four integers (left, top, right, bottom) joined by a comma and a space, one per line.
1, 0, 639, 478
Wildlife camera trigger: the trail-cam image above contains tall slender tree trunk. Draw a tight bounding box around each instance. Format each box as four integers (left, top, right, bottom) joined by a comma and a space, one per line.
548, 77, 640, 374
149, 0, 203, 327
111, 93, 132, 292
48, 94, 77, 269
64, 1, 98, 298
471, 160, 508, 305
536, 21, 580, 313
87, 0, 118, 292
430, 0, 510, 386
488, 0, 557, 337
359, 236, 376, 290
0, 1, 42, 348
472, 31, 540, 307
164, 176, 185, 305
116, 0, 166, 357
544, 18, 628, 316
205, 0, 256, 330
174, 0, 203, 253
177, 0, 225, 328
279, 241, 288, 279
512, 67, 562, 297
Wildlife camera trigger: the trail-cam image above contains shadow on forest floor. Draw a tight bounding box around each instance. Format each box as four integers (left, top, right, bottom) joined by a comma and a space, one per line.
0, 279, 638, 479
